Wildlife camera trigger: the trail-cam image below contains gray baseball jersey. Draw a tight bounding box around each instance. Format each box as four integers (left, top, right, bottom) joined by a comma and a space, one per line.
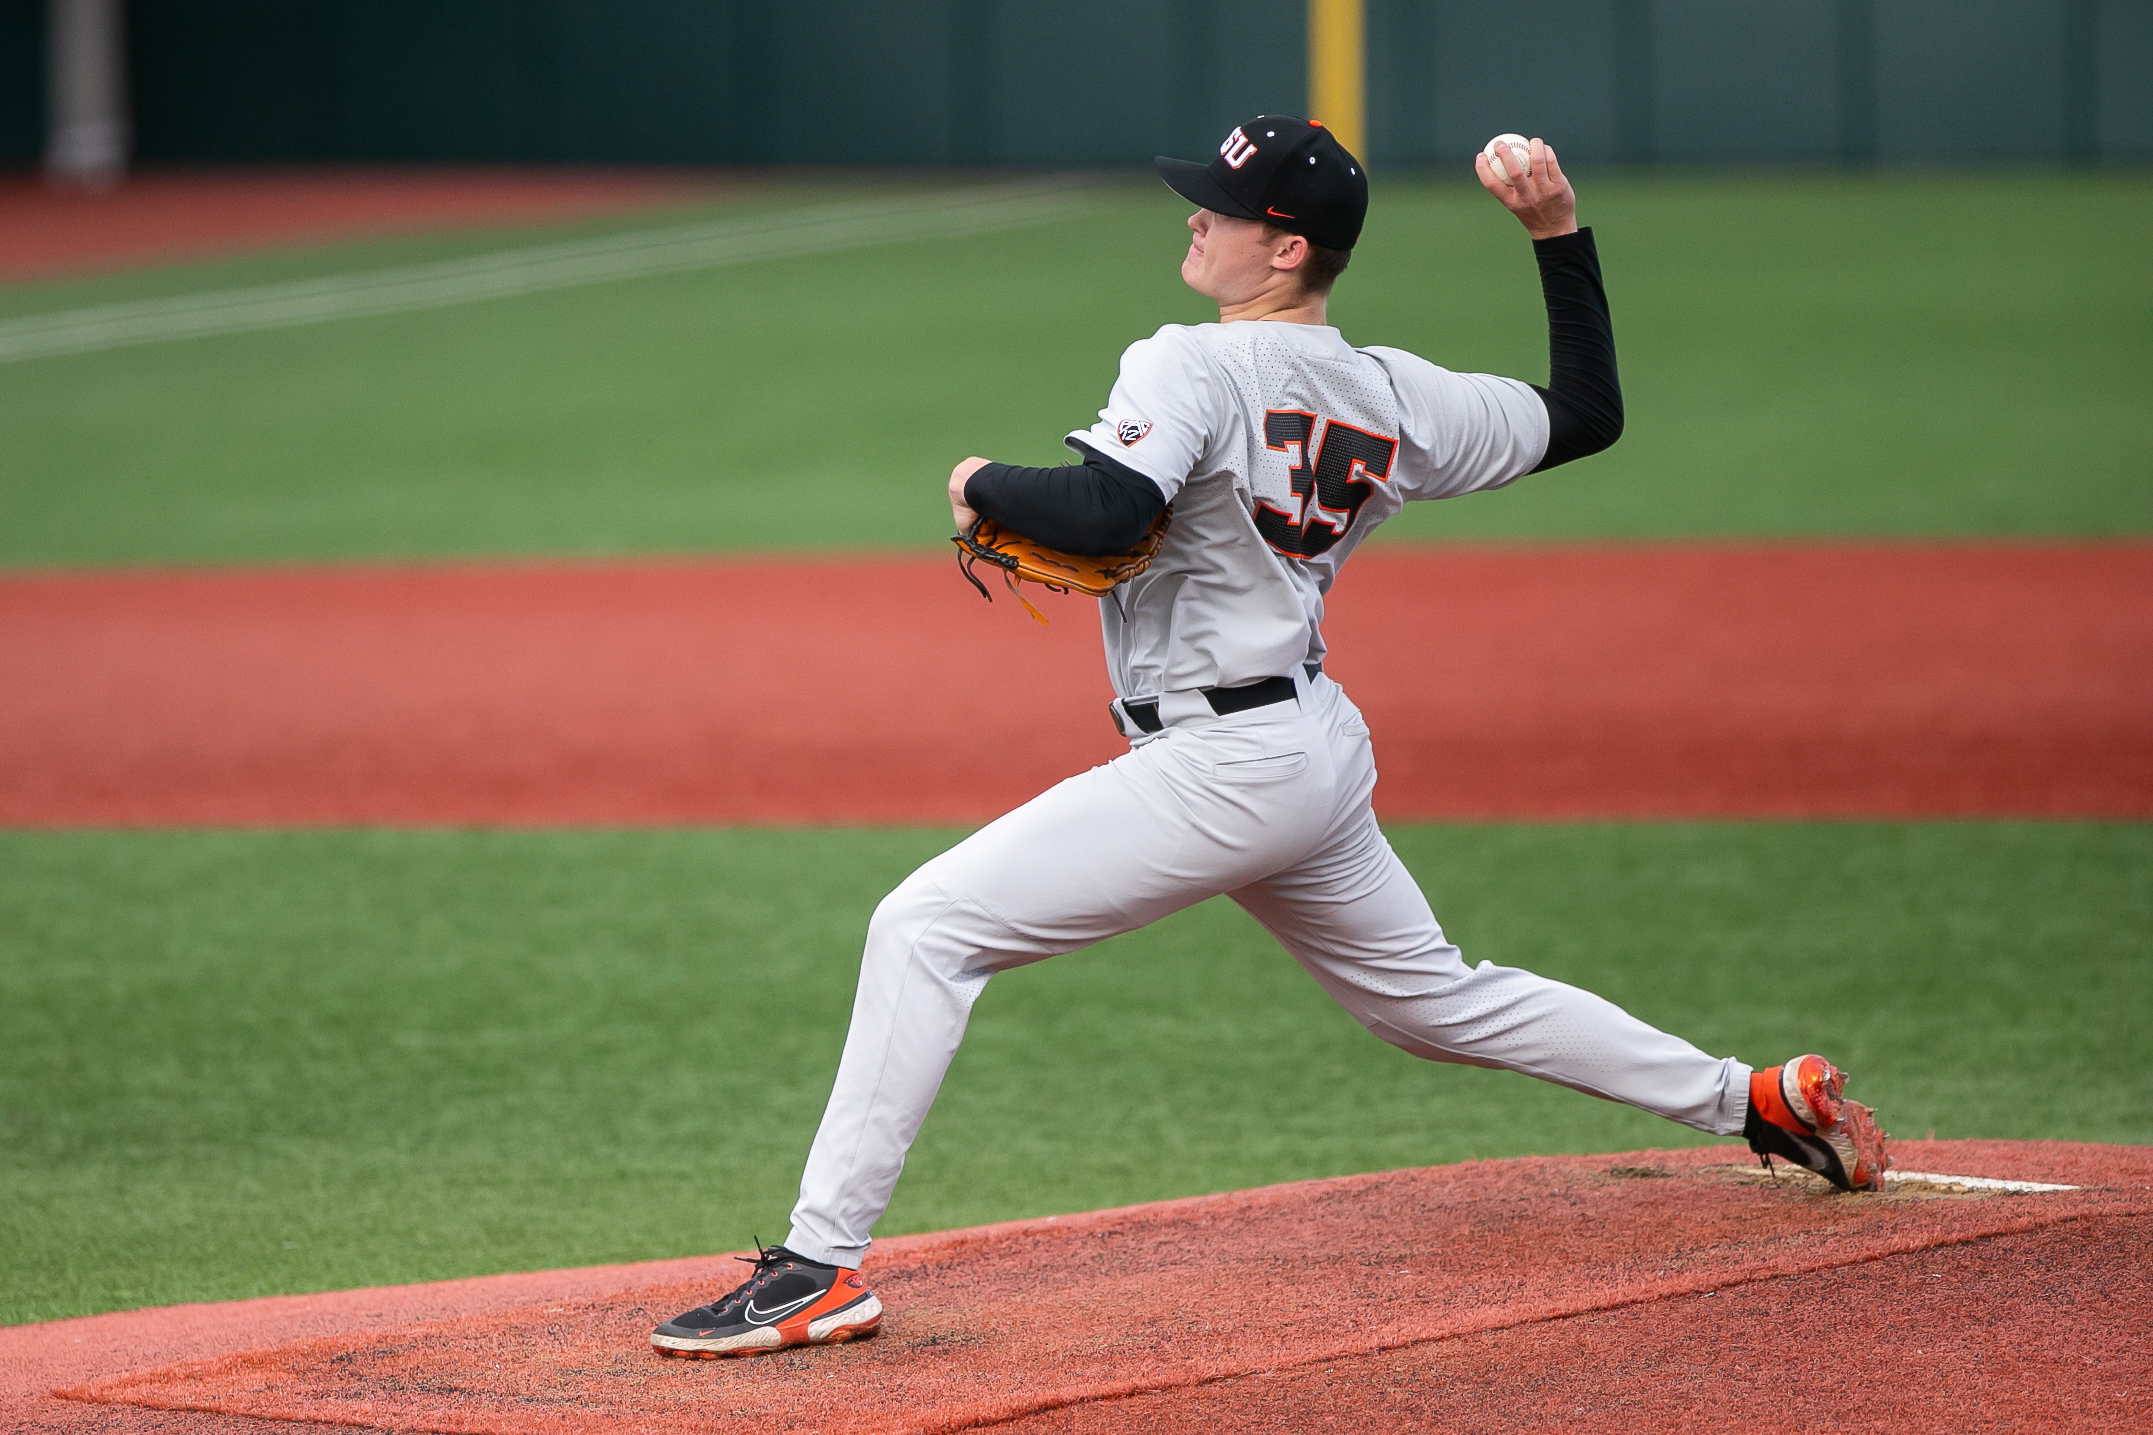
1068, 320, 1550, 700
785, 317, 1753, 1274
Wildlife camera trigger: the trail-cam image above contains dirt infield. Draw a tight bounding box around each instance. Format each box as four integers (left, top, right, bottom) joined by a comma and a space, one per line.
2, 543, 2147, 825
0, 169, 714, 282
17, 1141, 2148, 1435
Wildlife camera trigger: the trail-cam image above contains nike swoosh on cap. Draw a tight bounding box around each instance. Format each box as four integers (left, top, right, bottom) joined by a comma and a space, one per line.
1266, 207, 1296, 219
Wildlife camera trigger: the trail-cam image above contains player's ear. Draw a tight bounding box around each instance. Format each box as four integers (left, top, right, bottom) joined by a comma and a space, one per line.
1271, 232, 1309, 274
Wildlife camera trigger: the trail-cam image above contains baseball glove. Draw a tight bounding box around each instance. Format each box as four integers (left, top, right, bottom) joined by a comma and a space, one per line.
952, 512, 1170, 625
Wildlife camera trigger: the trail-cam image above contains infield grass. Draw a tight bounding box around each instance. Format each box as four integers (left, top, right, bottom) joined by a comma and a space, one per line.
1, 171, 2147, 568
3, 821, 2146, 1326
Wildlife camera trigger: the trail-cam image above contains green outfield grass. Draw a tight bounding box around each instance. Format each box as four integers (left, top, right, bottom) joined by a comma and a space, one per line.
3, 822, 2146, 1326
1, 171, 2146, 569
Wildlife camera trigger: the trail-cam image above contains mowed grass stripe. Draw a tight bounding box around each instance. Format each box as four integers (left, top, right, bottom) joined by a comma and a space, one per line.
0, 179, 1085, 364
2, 822, 2145, 1324
3, 173, 2146, 566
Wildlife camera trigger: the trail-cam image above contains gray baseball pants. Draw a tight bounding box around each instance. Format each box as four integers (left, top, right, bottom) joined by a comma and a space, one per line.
786, 671, 1748, 1268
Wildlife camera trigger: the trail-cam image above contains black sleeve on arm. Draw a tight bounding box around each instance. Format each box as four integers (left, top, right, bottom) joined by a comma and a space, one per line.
962, 443, 1167, 555
1526, 227, 1624, 472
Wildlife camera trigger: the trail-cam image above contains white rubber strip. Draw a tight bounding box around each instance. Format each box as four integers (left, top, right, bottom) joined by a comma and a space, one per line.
0, 178, 1088, 365
1886, 1170, 2079, 1193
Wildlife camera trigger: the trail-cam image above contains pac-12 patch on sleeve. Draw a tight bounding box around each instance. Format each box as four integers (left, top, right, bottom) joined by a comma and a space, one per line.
1115, 418, 1153, 446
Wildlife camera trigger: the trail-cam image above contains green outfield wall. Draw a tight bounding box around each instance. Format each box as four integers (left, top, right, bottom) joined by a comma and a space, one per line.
1, 0, 2149, 169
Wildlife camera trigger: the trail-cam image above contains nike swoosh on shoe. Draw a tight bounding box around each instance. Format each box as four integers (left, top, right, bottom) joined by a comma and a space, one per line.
743, 1293, 817, 1324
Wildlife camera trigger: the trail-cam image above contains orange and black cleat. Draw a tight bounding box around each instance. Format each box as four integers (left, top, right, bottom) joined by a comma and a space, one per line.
1745, 1054, 1891, 1192
651, 1244, 881, 1358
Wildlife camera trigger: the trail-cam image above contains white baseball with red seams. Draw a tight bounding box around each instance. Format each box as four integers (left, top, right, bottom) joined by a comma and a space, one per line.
1484, 133, 1533, 185
782, 319, 1753, 1270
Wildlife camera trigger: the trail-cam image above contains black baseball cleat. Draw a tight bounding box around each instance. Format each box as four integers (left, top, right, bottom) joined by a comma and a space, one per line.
650, 1244, 882, 1358
1745, 1054, 1891, 1192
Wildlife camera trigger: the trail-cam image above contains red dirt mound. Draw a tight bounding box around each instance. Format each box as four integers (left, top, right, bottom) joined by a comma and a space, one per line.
46, 1142, 2153, 1435
1005, 1217, 2153, 1433
4, 1252, 756, 1435
0, 168, 713, 282
2, 543, 2147, 825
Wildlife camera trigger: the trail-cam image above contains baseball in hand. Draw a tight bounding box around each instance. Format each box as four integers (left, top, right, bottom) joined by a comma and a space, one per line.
1482, 133, 1532, 186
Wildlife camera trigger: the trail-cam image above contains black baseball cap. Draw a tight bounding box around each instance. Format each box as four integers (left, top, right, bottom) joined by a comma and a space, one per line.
1155, 115, 1368, 252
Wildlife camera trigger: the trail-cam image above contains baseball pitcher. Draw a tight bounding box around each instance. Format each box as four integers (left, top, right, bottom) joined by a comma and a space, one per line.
650, 118, 1891, 1359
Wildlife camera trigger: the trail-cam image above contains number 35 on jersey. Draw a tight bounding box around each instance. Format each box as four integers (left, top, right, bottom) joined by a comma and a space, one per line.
1256, 409, 1399, 559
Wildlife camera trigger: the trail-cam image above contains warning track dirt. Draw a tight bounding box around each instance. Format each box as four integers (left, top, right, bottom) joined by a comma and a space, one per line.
2, 542, 2147, 826
0, 168, 707, 283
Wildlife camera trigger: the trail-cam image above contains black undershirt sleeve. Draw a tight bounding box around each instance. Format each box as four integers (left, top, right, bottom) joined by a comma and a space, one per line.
1526, 227, 1624, 472
962, 443, 1167, 555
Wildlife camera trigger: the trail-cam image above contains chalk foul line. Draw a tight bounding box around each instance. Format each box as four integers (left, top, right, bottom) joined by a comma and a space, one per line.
0, 179, 1089, 365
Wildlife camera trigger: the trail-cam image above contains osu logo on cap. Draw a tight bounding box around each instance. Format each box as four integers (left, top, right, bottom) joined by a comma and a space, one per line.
1116, 419, 1153, 446
1219, 127, 1258, 169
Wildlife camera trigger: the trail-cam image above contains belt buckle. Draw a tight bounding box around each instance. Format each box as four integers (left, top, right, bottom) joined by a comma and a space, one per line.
1111, 698, 1164, 737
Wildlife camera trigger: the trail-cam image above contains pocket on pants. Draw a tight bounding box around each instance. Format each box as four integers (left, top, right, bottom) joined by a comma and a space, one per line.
1213, 751, 1309, 784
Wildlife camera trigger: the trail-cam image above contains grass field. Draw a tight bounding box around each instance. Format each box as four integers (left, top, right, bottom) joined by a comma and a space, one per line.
2, 172, 2147, 568
3, 823, 2148, 1326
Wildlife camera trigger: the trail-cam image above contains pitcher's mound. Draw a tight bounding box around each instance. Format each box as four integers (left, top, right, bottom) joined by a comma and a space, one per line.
55, 1142, 2152, 1434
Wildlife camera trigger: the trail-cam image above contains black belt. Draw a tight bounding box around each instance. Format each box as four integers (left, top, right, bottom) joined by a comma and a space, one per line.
1118, 673, 1300, 735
